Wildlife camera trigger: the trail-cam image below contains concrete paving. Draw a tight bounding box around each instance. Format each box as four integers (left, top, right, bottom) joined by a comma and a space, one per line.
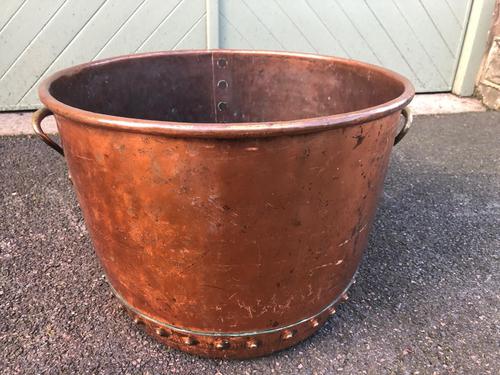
1, 112, 499, 374
0, 94, 486, 136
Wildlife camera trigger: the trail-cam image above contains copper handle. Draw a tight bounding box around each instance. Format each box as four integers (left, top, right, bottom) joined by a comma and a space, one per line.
394, 107, 412, 146
32, 107, 64, 156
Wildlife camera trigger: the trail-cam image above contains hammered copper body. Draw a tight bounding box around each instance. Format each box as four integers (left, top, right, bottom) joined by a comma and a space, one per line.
33, 50, 414, 359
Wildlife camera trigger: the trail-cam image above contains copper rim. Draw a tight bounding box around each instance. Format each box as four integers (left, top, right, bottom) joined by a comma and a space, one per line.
38, 49, 415, 139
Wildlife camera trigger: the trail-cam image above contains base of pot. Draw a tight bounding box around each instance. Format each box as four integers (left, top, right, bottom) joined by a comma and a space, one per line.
110, 282, 353, 359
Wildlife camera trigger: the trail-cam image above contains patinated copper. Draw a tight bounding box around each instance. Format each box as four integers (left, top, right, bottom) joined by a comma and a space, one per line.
33, 50, 414, 359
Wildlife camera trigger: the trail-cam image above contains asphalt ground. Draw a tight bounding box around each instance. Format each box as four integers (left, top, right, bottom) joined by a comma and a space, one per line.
1, 112, 499, 374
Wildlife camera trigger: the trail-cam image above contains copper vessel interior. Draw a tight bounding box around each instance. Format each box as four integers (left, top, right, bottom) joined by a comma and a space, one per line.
49, 52, 406, 125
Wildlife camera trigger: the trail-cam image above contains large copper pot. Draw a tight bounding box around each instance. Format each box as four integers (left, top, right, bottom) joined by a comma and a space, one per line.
33, 50, 414, 359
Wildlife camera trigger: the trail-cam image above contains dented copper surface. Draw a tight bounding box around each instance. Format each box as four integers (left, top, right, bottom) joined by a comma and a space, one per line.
33, 50, 414, 359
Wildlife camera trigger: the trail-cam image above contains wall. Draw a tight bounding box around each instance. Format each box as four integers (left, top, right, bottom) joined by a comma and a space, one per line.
476, 0, 500, 109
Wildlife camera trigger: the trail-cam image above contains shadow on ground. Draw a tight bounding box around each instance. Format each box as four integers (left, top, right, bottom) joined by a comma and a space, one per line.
1, 112, 498, 374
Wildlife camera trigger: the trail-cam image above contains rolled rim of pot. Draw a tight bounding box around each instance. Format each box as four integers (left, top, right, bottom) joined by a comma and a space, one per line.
38, 49, 415, 139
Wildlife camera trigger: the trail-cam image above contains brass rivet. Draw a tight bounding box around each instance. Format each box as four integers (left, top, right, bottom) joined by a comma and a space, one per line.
247, 339, 259, 349
182, 336, 196, 346
310, 318, 319, 328
328, 307, 337, 316
341, 293, 349, 302
217, 101, 227, 111
282, 330, 294, 340
156, 327, 169, 337
133, 317, 144, 325
214, 339, 230, 350
217, 58, 227, 68
217, 80, 228, 89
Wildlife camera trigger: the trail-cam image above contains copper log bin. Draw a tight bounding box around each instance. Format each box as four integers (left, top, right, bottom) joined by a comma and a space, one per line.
32, 50, 414, 359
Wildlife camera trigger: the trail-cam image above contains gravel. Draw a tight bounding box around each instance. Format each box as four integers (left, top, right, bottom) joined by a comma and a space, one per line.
1, 112, 499, 374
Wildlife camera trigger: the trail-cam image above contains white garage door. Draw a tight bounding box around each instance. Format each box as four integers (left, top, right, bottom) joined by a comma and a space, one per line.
0, 0, 207, 110
0, 0, 473, 110
220, 0, 473, 93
